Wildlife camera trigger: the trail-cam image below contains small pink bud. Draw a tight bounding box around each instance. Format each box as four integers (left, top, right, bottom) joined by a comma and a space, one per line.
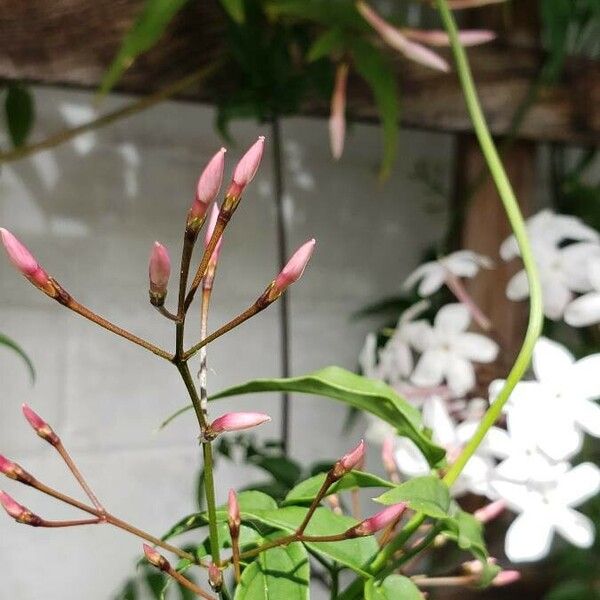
272, 239, 316, 297
350, 503, 407, 537
493, 570, 521, 587
381, 437, 396, 474
333, 439, 365, 479
329, 63, 348, 160
22, 404, 60, 445
208, 562, 223, 590
0, 490, 40, 525
228, 489, 241, 534
0, 455, 31, 484
474, 499, 506, 524
0, 228, 54, 294
210, 412, 271, 434
227, 137, 265, 198
357, 2, 449, 72
401, 28, 496, 47
189, 148, 227, 225
148, 242, 171, 305
143, 544, 170, 571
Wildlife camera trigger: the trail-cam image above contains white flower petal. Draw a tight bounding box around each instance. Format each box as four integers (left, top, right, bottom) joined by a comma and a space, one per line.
574, 400, 600, 437
411, 349, 447, 388
359, 333, 379, 379
553, 507, 595, 548
434, 303, 471, 333
490, 379, 547, 410
403, 262, 439, 292
398, 299, 431, 325
541, 279, 572, 320
561, 243, 600, 293
500, 235, 519, 261
481, 426, 513, 458
394, 438, 429, 477
570, 355, 600, 401
445, 354, 475, 396
551, 462, 600, 507
536, 420, 582, 462
402, 320, 434, 352
494, 455, 533, 484
422, 396, 457, 447
565, 292, 600, 327
505, 510, 554, 563
533, 337, 575, 385
588, 259, 600, 291
453, 332, 499, 363
419, 269, 447, 296
506, 270, 529, 300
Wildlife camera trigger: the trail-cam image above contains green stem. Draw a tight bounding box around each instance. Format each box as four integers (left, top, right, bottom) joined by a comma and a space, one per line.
202, 441, 221, 564
435, 0, 543, 486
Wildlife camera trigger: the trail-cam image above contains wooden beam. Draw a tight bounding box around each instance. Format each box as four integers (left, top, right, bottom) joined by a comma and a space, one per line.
0, 0, 598, 143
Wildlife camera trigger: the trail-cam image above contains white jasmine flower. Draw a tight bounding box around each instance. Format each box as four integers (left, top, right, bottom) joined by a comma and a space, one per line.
565, 258, 600, 326
359, 333, 379, 380
490, 337, 600, 461
411, 303, 499, 396
404, 250, 493, 297
492, 461, 600, 562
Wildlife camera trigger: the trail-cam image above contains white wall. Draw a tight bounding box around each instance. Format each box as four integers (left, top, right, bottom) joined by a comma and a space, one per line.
0, 87, 451, 599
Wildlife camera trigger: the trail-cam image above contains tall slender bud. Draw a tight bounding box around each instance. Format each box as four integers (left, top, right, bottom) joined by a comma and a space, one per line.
143, 544, 171, 571
226, 137, 265, 201
203, 204, 223, 291
474, 499, 506, 524
0, 491, 41, 526
0, 455, 33, 484
329, 63, 348, 160
267, 239, 316, 301
22, 404, 60, 446
228, 489, 241, 535
401, 28, 495, 47
347, 503, 406, 537
210, 412, 271, 435
188, 148, 226, 230
148, 242, 171, 306
333, 439, 365, 479
0, 228, 58, 297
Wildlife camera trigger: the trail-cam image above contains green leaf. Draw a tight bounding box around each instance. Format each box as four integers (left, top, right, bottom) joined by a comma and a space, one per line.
307, 28, 345, 62
374, 476, 450, 519
365, 575, 425, 600
220, 0, 245, 23
5, 84, 34, 148
99, 0, 190, 95
250, 455, 302, 488
208, 367, 444, 466
0, 333, 35, 382
234, 540, 309, 600
265, 0, 367, 29
284, 471, 394, 505
350, 39, 399, 180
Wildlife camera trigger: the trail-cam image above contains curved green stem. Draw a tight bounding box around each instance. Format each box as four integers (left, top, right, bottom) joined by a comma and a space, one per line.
435, 0, 543, 486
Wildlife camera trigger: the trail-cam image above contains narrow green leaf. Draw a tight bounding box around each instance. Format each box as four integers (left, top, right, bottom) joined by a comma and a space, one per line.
0, 333, 35, 382
100, 0, 190, 95
220, 0, 245, 23
365, 575, 425, 599
307, 28, 345, 62
350, 39, 399, 180
234, 541, 310, 600
284, 471, 394, 505
5, 84, 34, 148
374, 476, 450, 519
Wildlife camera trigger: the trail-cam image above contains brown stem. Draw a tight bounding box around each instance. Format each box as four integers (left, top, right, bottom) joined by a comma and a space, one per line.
297, 473, 335, 535
155, 305, 181, 322
65, 297, 172, 360
39, 518, 101, 528
198, 287, 212, 416
411, 574, 474, 588
168, 566, 216, 600
0, 65, 219, 165
176, 362, 208, 431
231, 535, 241, 584
55, 441, 104, 512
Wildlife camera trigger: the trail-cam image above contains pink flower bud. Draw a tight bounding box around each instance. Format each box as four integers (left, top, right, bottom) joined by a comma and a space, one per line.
350, 503, 406, 537
22, 403, 60, 446
329, 63, 348, 160
148, 242, 171, 304
228, 489, 241, 533
0, 455, 31, 483
189, 148, 227, 224
272, 239, 316, 297
203, 204, 224, 291
401, 28, 496, 47
143, 544, 170, 571
0, 228, 54, 294
211, 412, 271, 434
227, 137, 265, 198
492, 570, 520, 587
208, 562, 223, 590
0, 490, 40, 525
333, 439, 365, 478
381, 437, 396, 474
474, 499, 506, 524
357, 2, 449, 72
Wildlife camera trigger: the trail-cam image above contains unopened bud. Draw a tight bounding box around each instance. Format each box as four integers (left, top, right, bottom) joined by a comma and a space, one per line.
226, 137, 265, 200
492, 570, 520, 587
329, 63, 348, 160
22, 404, 59, 446
188, 148, 227, 229
0, 491, 41, 526
143, 544, 171, 571
203, 204, 223, 291
210, 412, 271, 435
268, 239, 316, 301
0, 228, 58, 297
208, 562, 223, 591
474, 499, 506, 524
148, 242, 171, 306
0, 455, 33, 484
348, 503, 406, 537
228, 489, 241, 535
381, 437, 396, 475
333, 439, 365, 479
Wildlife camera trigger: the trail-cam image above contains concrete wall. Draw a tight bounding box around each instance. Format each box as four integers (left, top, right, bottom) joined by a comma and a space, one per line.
0, 87, 450, 599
